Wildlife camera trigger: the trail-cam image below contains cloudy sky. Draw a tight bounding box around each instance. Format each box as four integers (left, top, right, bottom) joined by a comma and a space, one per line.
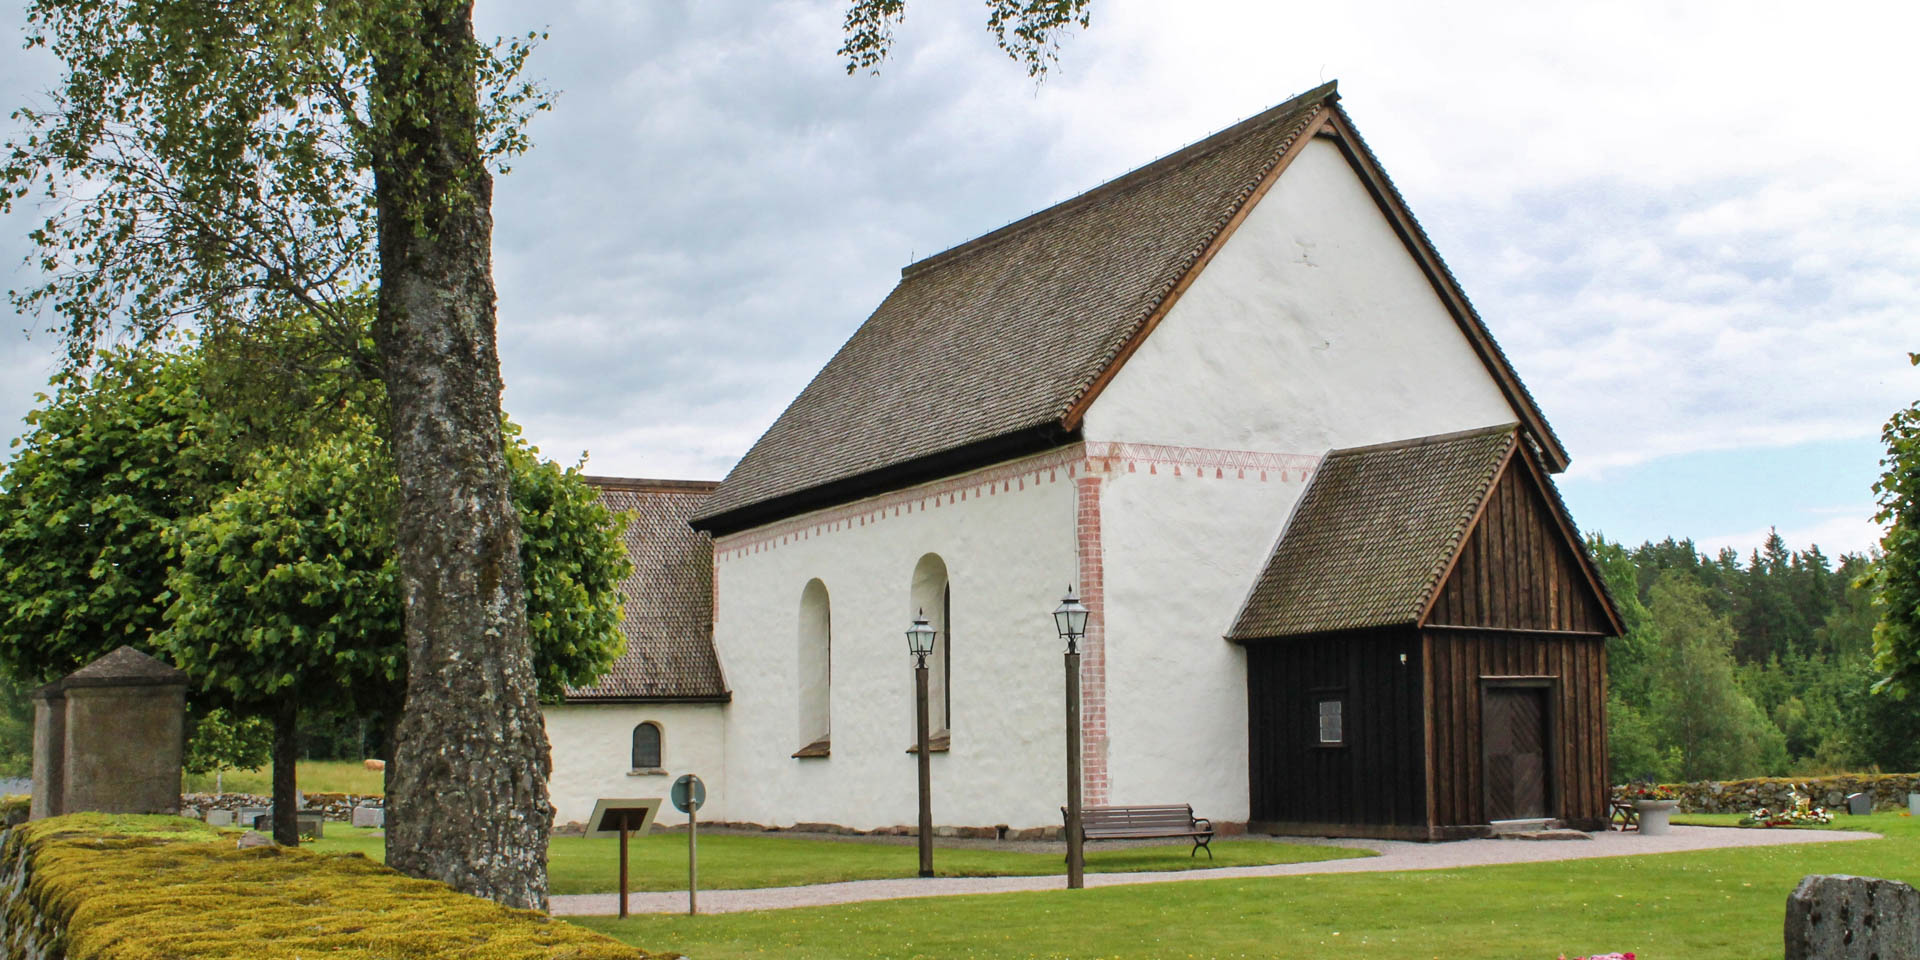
1, 0, 1915, 560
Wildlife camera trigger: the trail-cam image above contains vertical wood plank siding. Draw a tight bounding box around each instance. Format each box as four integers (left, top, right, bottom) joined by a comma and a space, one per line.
1247, 629, 1426, 828
1426, 463, 1607, 633
1425, 629, 1608, 828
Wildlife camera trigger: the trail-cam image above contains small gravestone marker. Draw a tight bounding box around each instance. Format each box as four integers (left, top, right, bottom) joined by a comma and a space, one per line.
351, 806, 385, 829
1785, 874, 1920, 960
1845, 792, 1870, 816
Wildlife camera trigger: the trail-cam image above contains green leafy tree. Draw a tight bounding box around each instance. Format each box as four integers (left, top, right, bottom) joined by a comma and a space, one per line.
0, 670, 35, 779
1872, 354, 1920, 698
1645, 573, 1788, 779
0, 350, 233, 684
1589, 536, 1671, 780
182, 708, 274, 791
0, 343, 628, 845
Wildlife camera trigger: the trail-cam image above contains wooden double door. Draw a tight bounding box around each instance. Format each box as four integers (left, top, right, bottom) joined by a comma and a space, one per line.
1483, 685, 1552, 821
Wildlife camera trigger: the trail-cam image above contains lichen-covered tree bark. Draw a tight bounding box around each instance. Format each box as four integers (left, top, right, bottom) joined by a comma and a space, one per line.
367, 1, 552, 910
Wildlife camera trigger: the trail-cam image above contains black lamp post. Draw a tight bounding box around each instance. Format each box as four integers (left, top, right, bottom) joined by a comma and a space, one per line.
1053, 585, 1090, 889
905, 609, 937, 878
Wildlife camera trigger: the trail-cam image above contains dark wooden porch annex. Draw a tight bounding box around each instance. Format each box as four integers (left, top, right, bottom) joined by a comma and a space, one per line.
1229, 425, 1622, 840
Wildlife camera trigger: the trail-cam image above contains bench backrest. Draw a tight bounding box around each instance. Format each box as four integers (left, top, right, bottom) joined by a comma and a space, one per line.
1079, 804, 1196, 833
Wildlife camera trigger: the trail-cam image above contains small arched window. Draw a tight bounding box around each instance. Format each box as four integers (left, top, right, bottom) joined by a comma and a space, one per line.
631, 722, 663, 771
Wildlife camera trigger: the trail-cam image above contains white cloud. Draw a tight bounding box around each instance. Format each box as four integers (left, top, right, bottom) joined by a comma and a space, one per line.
0, 0, 1914, 534
1697, 508, 1887, 560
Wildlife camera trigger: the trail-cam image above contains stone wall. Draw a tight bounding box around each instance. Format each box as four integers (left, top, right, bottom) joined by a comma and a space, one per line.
1662, 774, 1920, 814
181, 792, 382, 823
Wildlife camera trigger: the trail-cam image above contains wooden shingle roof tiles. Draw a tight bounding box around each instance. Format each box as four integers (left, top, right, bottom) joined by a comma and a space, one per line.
565, 477, 727, 702
1226, 425, 1519, 641
693, 85, 1334, 533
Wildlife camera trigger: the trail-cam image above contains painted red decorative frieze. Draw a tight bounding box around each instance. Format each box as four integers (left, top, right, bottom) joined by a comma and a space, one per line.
712, 441, 1322, 559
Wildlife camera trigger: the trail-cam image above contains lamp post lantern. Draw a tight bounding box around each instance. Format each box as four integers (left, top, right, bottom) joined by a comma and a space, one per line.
905, 610, 937, 878
1053, 585, 1090, 889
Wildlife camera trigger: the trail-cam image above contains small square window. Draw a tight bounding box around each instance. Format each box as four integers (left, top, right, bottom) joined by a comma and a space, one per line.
1317, 699, 1344, 745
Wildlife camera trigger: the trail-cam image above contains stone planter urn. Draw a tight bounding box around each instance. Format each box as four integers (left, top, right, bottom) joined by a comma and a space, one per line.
1635, 799, 1680, 836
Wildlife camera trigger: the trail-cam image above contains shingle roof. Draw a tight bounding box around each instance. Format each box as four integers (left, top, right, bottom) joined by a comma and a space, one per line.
693, 82, 1571, 535
565, 477, 727, 702
692, 84, 1337, 532
1226, 425, 1517, 641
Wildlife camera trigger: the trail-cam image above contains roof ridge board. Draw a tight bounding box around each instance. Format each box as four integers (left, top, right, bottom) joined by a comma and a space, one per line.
900, 81, 1338, 281
1324, 422, 1519, 459
1323, 104, 1569, 471
582, 475, 721, 492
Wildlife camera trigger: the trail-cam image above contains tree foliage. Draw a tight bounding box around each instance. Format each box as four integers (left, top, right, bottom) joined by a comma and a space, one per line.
1, 0, 546, 369
1643, 573, 1787, 780
841, 0, 1092, 76
1871, 353, 1920, 698
0, 341, 629, 804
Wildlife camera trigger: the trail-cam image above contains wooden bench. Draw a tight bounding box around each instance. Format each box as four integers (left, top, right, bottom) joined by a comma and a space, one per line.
1064, 804, 1215, 858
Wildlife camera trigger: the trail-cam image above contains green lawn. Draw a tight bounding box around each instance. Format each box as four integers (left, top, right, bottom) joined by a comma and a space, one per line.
572, 813, 1918, 960
311, 829, 1366, 896
182, 760, 385, 796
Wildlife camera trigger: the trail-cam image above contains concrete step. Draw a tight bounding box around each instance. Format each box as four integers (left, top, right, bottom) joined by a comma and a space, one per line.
1494, 829, 1593, 841
1488, 817, 1553, 834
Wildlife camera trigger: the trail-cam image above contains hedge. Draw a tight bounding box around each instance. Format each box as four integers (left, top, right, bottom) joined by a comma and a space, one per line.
0, 814, 662, 960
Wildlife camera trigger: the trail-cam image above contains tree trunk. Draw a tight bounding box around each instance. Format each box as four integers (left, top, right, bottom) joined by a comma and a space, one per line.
369, 0, 551, 910
271, 698, 300, 848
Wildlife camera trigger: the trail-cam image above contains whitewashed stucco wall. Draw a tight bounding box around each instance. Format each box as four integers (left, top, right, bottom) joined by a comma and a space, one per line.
1081, 135, 1522, 822
544, 702, 727, 827
710, 452, 1079, 830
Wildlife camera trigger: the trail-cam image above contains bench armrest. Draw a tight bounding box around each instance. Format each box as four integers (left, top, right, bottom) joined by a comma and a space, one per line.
1191, 817, 1213, 833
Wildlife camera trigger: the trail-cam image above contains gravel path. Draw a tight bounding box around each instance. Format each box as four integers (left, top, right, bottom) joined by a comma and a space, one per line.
548, 824, 1875, 916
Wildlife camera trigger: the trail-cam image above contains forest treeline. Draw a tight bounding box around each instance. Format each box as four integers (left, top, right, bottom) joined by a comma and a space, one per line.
1595, 530, 1916, 782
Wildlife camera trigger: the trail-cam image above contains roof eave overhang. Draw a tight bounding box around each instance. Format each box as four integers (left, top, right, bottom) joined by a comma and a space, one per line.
554, 692, 733, 706
1227, 620, 1415, 645
691, 421, 1080, 538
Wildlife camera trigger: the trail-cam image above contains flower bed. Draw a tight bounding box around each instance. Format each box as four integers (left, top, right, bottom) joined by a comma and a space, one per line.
0, 813, 662, 959
1739, 787, 1834, 827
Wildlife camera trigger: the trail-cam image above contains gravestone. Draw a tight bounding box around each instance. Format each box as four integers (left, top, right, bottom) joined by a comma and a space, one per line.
1785, 874, 1920, 960
352, 806, 385, 829
29, 647, 186, 820
204, 809, 235, 827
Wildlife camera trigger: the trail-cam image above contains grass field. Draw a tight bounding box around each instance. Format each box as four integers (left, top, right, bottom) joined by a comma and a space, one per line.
182, 760, 385, 796
571, 813, 1917, 959
310, 829, 1368, 897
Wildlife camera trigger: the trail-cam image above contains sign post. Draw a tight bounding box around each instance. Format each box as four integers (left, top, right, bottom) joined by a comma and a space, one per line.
586, 798, 662, 920
671, 774, 707, 916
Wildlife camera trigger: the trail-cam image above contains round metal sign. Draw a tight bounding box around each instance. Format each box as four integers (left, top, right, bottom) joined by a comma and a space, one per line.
671, 774, 706, 814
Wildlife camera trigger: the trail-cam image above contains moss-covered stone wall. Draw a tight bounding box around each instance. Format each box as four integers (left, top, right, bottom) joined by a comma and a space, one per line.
1663, 774, 1920, 814
0, 814, 659, 959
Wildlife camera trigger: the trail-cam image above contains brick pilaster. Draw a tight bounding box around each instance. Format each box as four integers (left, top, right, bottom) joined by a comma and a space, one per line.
1075, 474, 1110, 805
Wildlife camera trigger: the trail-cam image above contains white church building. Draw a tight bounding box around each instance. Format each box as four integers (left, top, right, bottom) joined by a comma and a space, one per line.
543, 82, 1619, 840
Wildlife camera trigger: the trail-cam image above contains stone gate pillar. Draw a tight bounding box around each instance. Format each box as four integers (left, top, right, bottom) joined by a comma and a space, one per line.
29, 646, 187, 820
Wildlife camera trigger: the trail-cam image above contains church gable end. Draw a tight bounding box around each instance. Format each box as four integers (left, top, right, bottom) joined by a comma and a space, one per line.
1423, 454, 1618, 635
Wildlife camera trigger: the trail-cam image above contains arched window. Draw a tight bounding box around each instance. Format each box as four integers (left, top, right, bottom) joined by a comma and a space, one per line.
910, 553, 952, 737
631, 722, 663, 771
795, 579, 832, 756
